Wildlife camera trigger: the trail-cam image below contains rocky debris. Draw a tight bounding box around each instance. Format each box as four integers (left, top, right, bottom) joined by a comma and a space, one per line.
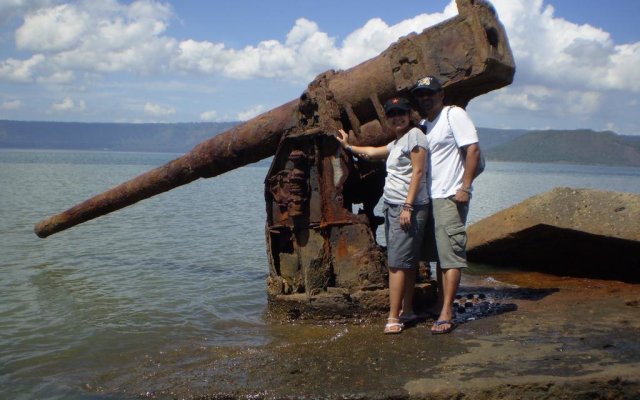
467, 187, 640, 282
453, 291, 518, 323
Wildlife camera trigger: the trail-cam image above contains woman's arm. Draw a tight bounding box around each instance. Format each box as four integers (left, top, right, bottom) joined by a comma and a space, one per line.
336, 129, 389, 160
399, 146, 427, 230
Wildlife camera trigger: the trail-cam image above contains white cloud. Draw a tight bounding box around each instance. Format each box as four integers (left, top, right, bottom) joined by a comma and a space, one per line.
236, 105, 265, 121
605, 42, 640, 91
172, 39, 229, 74
490, 86, 549, 111
564, 91, 600, 115
170, 12, 455, 83
0, 54, 45, 82
0, 1, 455, 87
50, 96, 86, 112
144, 102, 175, 116
604, 122, 617, 132
199, 110, 218, 121
51, 97, 73, 111
36, 70, 75, 84
492, 0, 640, 92
3, 0, 177, 84
455, 0, 640, 133
16, 4, 91, 52
172, 19, 328, 81
0, 99, 23, 110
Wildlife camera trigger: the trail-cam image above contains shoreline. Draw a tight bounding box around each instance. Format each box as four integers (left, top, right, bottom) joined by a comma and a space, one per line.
92, 271, 640, 399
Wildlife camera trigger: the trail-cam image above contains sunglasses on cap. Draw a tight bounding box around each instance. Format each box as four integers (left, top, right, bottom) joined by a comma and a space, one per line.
385, 109, 408, 117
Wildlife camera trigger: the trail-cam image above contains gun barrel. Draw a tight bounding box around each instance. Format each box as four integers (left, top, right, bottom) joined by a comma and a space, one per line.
34, 100, 297, 238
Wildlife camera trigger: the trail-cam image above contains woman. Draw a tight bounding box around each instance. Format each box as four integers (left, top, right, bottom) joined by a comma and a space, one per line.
336, 97, 429, 334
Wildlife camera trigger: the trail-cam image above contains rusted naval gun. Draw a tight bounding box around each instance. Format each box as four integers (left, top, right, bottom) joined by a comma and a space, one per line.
35, 0, 515, 317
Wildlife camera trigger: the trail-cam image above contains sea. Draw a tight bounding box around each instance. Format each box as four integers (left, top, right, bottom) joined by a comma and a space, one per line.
1, 148, 640, 399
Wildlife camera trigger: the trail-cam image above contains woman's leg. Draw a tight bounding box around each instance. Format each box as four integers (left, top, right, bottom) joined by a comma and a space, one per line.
388, 267, 405, 320
386, 266, 408, 333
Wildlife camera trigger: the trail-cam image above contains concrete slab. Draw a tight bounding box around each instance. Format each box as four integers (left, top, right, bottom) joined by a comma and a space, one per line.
467, 187, 640, 282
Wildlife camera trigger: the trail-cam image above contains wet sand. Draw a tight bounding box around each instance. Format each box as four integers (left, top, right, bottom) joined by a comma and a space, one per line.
102, 271, 640, 399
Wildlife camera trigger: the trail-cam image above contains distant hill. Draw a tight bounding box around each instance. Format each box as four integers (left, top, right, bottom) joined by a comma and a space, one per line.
485, 129, 640, 167
477, 127, 529, 150
0, 120, 238, 153
1, 120, 639, 167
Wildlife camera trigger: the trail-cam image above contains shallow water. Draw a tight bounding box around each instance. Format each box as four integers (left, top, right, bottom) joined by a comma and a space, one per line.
1, 149, 640, 399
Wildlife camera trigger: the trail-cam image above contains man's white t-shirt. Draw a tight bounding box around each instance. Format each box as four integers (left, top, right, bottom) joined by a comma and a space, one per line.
383, 127, 429, 205
421, 106, 478, 199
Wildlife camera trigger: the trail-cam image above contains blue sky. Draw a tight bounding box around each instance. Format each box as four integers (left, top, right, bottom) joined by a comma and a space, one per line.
0, 0, 639, 135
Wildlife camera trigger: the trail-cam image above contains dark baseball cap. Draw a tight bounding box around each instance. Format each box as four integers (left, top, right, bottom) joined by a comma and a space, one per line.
383, 97, 411, 114
411, 76, 442, 94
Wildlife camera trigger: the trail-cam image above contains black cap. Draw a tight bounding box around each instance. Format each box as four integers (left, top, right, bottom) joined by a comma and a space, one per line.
411, 76, 442, 94
383, 97, 411, 114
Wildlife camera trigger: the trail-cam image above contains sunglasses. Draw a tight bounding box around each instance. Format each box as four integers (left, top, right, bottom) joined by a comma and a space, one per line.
385, 109, 408, 117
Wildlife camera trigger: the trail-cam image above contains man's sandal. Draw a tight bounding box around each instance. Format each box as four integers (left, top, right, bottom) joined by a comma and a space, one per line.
431, 319, 456, 335
384, 317, 404, 334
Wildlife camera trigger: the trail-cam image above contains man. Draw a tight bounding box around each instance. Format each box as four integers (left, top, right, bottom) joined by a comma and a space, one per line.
411, 76, 481, 334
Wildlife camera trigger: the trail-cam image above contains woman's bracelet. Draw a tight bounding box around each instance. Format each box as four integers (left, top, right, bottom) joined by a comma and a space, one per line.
402, 203, 414, 211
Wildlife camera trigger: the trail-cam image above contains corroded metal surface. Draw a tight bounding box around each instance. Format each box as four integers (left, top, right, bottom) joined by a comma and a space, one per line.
34, 0, 515, 316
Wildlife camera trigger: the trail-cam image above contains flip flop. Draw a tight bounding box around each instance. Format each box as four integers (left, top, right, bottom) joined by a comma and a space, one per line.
384, 318, 404, 334
431, 319, 456, 335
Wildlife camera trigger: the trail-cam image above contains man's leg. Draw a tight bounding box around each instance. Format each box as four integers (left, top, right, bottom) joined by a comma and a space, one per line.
422, 203, 442, 315
428, 263, 444, 316
402, 267, 417, 316
430, 198, 468, 333
432, 267, 461, 333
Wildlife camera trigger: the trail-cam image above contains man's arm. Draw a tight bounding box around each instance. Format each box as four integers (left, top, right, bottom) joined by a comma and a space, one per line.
454, 142, 480, 203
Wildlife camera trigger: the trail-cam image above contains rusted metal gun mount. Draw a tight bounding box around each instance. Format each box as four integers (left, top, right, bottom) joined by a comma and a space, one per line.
266, 0, 515, 317
34, 0, 515, 319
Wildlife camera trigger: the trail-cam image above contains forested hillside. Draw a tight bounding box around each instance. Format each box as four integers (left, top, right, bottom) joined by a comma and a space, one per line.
485, 129, 640, 166
0, 120, 237, 153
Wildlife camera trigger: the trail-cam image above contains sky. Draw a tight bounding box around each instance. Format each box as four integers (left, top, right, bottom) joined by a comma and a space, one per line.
0, 0, 639, 135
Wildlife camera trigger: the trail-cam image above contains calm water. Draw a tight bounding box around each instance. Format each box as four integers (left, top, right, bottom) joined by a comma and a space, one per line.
1, 149, 640, 399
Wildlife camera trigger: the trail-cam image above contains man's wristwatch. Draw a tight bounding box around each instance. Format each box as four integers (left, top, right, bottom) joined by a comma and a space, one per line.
458, 186, 473, 194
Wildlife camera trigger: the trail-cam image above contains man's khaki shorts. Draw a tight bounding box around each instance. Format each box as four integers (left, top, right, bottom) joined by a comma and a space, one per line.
431, 197, 469, 269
